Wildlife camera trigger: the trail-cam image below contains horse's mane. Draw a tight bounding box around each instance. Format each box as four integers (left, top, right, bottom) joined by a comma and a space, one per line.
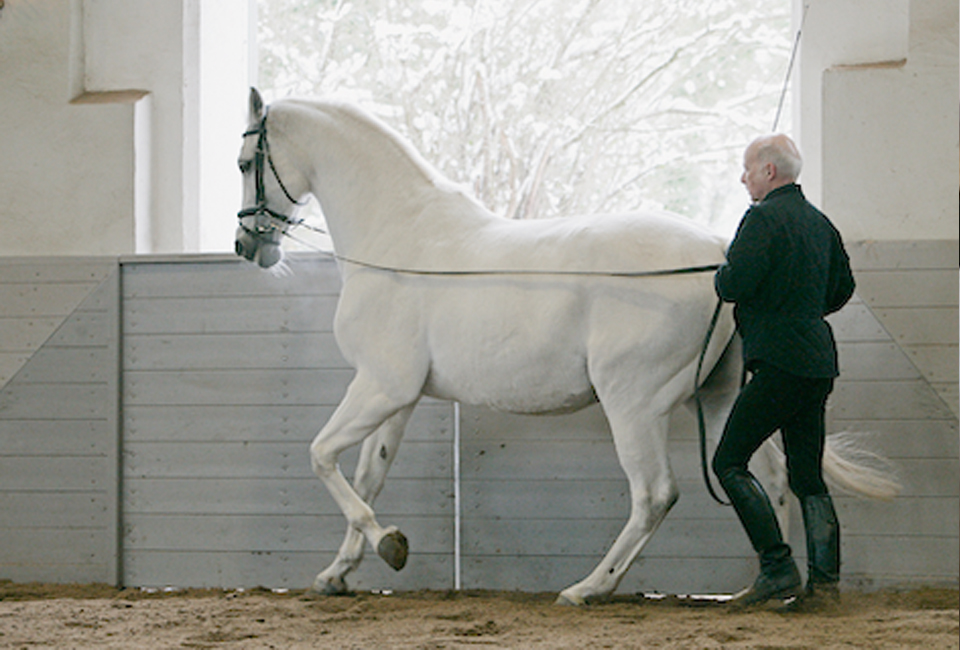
281, 98, 448, 189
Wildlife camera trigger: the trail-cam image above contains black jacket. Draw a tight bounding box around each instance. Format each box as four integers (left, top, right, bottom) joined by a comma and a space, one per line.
715, 184, 855, 378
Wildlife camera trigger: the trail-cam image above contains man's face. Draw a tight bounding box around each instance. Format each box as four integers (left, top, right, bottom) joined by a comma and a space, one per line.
741, 144, 773, 203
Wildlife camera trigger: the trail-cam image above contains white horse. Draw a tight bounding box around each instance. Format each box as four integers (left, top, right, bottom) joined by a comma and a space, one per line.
236, 88, 897, 605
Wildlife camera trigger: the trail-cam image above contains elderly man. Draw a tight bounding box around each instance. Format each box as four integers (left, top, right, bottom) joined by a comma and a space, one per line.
713, 134, 855, 610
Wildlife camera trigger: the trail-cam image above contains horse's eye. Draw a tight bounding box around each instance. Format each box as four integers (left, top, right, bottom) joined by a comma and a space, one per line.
239, 160, 252, 174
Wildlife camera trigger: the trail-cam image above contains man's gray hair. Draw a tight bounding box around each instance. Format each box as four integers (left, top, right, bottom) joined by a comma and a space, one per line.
755, 135, 803, 182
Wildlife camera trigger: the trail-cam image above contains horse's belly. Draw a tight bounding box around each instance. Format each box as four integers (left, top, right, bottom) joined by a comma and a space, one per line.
423, 356, 597, 415
420, 290, 596, 414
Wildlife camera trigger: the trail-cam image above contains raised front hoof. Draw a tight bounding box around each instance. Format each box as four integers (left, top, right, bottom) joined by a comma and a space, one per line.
377, 530, 409, 571
308, 575, 353, 598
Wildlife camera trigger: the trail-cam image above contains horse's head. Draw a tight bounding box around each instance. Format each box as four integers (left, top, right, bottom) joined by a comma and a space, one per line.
235, 88, 308, 269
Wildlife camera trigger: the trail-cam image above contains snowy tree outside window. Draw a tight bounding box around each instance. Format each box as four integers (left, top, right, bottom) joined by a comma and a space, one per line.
257, 0, 791, 238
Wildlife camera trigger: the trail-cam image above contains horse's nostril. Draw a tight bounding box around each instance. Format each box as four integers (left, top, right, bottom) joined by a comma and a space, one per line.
236, 230, 258, 261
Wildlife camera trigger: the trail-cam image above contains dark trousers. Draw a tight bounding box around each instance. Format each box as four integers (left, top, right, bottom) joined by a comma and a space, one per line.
713, 362, 834, 499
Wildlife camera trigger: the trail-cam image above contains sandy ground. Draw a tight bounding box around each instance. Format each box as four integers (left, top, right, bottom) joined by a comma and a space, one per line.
0, 583, 956, 649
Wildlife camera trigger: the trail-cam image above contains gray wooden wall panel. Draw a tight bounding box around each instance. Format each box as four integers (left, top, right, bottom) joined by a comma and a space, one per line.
0, 258, 113, 385
1, 243, 955, 592
846, 240, 959, 415
0, 260, 120, 584
120, 257, 456, 590
829, 240, 958, 589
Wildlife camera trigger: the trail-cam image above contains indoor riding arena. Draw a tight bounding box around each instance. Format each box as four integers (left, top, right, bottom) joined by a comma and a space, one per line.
1, 1, 957, 648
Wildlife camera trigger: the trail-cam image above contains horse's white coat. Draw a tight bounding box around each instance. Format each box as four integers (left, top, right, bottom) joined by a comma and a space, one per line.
236, 90, 893, 604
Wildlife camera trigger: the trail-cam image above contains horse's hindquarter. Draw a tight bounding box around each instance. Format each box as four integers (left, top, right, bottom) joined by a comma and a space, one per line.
333, 211, 728, 415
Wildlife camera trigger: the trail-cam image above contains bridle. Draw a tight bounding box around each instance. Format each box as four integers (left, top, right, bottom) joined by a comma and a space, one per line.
236, 108, 307, 239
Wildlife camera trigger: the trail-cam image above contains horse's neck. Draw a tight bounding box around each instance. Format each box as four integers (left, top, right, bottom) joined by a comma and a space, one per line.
285, 101, 487, 261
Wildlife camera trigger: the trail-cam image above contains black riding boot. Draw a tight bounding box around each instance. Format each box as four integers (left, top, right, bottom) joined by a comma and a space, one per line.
720, 469, 802, 609
784, 494, 840, 612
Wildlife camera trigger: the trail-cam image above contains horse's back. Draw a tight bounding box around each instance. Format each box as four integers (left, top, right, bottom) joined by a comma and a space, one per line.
427, 207, 728, 275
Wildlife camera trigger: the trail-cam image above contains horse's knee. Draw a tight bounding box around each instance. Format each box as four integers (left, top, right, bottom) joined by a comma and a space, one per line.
309, 437, 337, 476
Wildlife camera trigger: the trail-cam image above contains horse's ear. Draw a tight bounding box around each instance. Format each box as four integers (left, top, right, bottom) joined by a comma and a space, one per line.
249, 87, 265, 122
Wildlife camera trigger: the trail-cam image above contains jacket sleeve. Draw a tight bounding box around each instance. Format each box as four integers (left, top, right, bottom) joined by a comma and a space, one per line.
825, 244, 855, 315
714, 207, 774, 304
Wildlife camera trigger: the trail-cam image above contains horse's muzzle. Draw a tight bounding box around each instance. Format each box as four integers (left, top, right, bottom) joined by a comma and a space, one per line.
235, 227, 282, 269
256, 243, 282, 268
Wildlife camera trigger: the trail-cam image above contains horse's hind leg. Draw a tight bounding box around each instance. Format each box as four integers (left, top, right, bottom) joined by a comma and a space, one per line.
557, 409, 678, 606
312, 405, 415, 595
309, 374, 419, 579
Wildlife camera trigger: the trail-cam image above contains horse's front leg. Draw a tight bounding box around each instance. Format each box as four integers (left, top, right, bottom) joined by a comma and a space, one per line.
309, 375, 418, 582
312, 405, 416, 595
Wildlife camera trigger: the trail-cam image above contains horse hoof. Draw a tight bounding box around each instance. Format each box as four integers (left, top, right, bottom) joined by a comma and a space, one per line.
309, 576, 351, 597
377, 530, 409, 571
555, 591, 585, 607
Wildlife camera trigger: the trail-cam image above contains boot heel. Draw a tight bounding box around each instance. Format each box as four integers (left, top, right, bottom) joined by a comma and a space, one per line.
729, 559, 802, 609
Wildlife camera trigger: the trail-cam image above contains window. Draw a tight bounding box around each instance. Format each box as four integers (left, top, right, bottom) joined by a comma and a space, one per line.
256, 0, 792, 237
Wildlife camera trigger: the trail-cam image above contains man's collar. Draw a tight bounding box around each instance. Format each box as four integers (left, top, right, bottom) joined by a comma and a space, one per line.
761, 183, 801, 202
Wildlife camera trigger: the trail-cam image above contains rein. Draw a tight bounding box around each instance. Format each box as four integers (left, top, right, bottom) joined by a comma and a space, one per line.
694, 299, 731, 506
276, 218, 724, 278
309, 247, 722, 278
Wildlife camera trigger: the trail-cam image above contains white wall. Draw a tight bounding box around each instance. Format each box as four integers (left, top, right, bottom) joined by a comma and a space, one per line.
82, 0, 194, 253
0, 0, 249, 256
0, 1, 137, 255
796, 0, 959, 241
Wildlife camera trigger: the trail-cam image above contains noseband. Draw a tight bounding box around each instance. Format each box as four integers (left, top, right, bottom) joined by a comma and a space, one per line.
237, 108, 305, 236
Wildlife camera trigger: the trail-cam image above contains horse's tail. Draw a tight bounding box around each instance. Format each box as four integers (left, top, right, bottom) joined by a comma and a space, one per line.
821, 431, 902, 500
765, 431, 902, 501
